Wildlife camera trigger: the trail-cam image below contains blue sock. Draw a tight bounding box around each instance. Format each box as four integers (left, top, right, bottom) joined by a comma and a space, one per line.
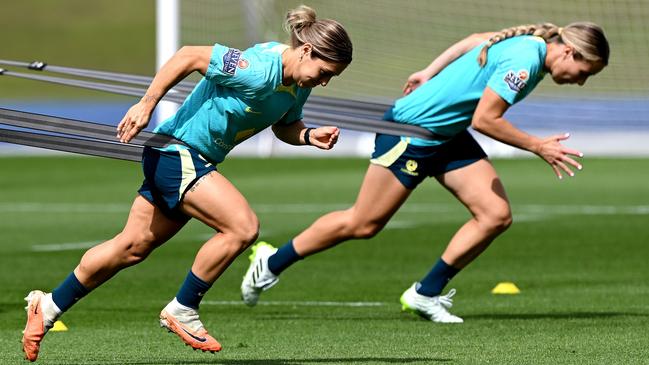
175, 270, 212, 309
51, 272, 90, 312
416, 258, 461, 297
267, 240, 303, 275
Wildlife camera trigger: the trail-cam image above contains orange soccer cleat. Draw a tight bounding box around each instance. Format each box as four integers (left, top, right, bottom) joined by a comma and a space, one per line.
22, 290, 55, 362
159, 300, 221, 353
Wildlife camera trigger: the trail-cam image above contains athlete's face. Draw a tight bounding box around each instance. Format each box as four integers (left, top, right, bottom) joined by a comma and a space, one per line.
550, 47, 605, 86
295, 44, 348, 88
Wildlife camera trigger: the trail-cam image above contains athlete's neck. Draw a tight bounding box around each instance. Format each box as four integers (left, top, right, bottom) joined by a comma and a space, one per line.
544, 42, 563, 73
281, 47, 298, 86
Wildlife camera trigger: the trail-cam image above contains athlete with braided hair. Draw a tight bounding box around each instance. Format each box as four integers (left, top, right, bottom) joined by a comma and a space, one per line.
241, 22, 609, 323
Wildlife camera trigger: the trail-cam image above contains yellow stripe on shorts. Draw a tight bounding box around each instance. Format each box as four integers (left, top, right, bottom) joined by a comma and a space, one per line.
370, 137, 410, 167
178, 149, 197, 201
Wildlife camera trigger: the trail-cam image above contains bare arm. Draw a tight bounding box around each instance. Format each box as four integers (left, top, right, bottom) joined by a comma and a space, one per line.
117, 46, 213, 143
272, 121, 340, 150
403, 32, 495, 95
472, 87, 583, 179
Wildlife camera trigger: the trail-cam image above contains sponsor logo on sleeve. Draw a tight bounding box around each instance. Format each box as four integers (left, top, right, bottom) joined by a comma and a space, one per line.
222, 48, 242, 75
238, 59, 249, 69
503, 69, 528, 93
518, 70, 529, 81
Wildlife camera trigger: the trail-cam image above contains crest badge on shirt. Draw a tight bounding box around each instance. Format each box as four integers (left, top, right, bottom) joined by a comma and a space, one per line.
222, 48, 242, 75
400, 160, 419, 176
504, 69, 529, 92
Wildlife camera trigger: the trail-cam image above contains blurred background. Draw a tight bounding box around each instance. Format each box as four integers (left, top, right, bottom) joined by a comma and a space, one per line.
1, 0, 648, 156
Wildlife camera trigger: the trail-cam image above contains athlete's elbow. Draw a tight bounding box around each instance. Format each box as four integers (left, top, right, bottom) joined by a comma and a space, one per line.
176, 46, 209, 73
471, 115, 490, 133
175, 46, 197, 61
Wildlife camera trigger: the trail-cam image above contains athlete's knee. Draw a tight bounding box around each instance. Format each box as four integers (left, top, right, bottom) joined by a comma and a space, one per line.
479, 205, 513, 234
227, 212, 260, 250
115, 232, 159, 265
348, 215, 385, 239
330, 208, 384, 239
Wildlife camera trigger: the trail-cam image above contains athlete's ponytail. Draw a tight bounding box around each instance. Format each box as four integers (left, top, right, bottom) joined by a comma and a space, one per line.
477, 22, 609, 67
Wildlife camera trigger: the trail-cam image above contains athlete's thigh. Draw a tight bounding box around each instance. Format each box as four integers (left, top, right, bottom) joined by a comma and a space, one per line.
180, 171, 256, 232
121, 195, 187, 247
351, 164, 412, 225
435, 158, 510, 214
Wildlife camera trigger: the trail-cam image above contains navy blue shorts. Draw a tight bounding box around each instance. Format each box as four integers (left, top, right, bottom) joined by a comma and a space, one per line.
138, 146, 217, 221
370, 130, 487, 189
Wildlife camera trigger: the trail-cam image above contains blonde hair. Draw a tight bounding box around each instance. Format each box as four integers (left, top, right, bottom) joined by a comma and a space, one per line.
477, 22, 609, 67
284, 5, 353, 64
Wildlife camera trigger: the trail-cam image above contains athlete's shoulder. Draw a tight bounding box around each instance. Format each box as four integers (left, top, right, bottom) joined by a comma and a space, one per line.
205, 41, 284, 96
503, 36, 546, 53
251, 41, 289, 53
244, 41, 286, 82
494, 36, 546, 67
245, 42, 289, 64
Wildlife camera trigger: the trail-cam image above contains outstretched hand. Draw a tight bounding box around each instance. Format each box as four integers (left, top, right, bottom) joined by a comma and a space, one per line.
117, 101, 153, 143
402, 70, 430, 95
536, 133, 584, 179
309, 126, 340, 150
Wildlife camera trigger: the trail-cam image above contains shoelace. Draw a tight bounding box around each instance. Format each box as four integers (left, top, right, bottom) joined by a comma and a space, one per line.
437, 288, 457, 309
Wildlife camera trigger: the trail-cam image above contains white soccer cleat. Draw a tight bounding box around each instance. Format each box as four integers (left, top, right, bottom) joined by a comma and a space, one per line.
240, 241, 279, 306
400, 283, 464, 323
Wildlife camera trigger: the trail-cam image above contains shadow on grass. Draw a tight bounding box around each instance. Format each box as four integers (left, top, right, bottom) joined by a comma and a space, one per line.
463, 311, 649, 320
73, 357, 451, 365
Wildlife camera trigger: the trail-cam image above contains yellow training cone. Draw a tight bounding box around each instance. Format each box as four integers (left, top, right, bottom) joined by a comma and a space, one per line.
51, 320, 68, 332
491, 282, 520, 294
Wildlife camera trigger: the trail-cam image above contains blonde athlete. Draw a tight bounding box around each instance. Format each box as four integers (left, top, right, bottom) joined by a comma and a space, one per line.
241, 23, 609, 323
22, 5, 352, 361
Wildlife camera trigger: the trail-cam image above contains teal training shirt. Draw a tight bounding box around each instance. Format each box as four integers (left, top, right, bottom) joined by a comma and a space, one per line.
154, 42, 311, 163
392, 36, 547, 146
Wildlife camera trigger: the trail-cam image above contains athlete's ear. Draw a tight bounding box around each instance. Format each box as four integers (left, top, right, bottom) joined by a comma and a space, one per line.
563, 44, 575, 59
300, 43, 313, 59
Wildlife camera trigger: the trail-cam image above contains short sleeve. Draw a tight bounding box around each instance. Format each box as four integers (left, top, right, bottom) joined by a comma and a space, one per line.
205, 43, 266, 94
486, 46, 543, 105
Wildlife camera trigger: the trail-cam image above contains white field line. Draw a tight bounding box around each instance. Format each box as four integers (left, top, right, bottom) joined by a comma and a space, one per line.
202, 300, 386, 307
31, 241, 101, 252
384, 220, 421, 229
0, 202, 129, 213
3, 202, 649, 215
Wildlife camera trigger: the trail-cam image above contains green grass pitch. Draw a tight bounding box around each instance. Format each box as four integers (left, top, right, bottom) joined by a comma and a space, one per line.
1, 155, 648, 364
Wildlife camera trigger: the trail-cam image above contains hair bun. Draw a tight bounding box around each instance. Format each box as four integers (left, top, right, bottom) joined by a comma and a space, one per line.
285, 5, 317, 34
